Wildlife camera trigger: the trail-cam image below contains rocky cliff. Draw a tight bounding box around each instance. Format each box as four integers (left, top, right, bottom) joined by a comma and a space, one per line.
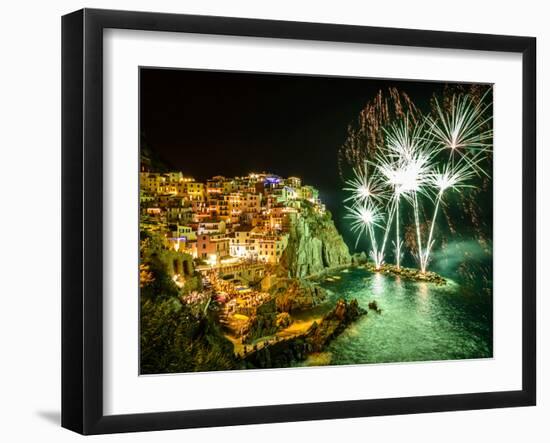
242, 298, 366, 369
281, 203, 351, 278
269, 277, 327, 312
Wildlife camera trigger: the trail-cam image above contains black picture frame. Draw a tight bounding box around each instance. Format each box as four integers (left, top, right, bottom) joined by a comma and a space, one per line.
61, 8, 536, 435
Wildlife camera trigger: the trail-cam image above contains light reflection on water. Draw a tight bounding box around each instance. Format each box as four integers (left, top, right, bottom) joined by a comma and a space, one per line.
305, 267, 492, 367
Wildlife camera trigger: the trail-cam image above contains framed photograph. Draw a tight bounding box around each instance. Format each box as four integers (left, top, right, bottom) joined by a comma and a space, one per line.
61, 8, 536, 435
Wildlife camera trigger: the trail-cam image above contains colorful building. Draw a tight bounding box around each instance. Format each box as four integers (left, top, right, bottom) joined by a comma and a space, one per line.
197, 233, 230, 264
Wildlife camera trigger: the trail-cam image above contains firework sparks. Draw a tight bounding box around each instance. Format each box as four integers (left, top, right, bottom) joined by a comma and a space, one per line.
343, 161, 386, 205
427, 92, 492, 176
376, 115, 436, 268
419, 160, 477, 272
345, 202, 383, 238
428, 160, 476, 194
342, 89, 492, 274
345, 201, 384, 268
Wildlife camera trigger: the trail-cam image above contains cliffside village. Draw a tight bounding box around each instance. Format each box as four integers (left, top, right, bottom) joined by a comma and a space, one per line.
140, 171, 325, 268
140, 171, 333, 347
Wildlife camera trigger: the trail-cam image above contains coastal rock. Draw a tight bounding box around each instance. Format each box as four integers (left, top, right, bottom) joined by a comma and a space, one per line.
243, 298, 365, 368
307, 299, 365, 352
276, 312, 292, 328
365, 263, 447, 285
242, 298, 278, 343
269, 278, 327, 312
351, 251, 368, 265
281, 203, 351, 278
368, 300, 382, 314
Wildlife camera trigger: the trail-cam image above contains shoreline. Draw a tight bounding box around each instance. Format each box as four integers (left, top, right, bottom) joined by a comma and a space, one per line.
239, 298, 366, 368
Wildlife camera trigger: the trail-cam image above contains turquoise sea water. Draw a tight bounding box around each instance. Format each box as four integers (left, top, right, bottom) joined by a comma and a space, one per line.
305, 267, 493, 366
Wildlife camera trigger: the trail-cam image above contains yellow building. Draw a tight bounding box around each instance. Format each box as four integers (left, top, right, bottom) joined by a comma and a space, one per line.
229, 227, 257, 259
188, 181, 205, 201
198, 220, 226, 235
158, 183, 178, 194
243, 193, 262, 213
165, 206, 193, 223
255, 233, 288, 264
165, 172, 183, 182
285, 176, 302, 189
175, 225, 196, 241
140, 172, 165, 193
178, 180, 205, 201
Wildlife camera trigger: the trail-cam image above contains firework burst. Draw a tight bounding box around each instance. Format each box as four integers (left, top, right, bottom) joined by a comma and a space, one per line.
376, 115, 436, 268
343, 161, 387, 206
345, 202, 384, 241
342, 88, 492, 274
427, 91, 492, 176
345, 201, 385, 268
419, 160, 476, 272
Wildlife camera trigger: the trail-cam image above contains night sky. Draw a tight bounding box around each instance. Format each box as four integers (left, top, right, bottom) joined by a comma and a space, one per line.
139, 68, 463, 245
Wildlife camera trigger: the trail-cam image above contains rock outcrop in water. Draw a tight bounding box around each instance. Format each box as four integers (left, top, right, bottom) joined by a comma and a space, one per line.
307, 298, 365, 352
351, 251, 368, 265
365, 263, 447, 285
281, 202, 351, 278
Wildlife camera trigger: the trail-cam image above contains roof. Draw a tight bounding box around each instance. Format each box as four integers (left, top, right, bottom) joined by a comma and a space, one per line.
235, 225, 254, 232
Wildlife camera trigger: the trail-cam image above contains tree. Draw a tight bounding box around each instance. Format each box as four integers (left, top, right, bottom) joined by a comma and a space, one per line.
140, 297, 237, 374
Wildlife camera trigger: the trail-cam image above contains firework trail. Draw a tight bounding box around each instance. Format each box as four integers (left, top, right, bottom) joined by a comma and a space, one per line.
420, 160, 476, 272
377, 115, 435, 269
342, 87, 492, 274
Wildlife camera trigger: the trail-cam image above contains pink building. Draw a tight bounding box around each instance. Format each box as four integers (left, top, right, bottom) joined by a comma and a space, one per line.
197, 233, 230, 263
